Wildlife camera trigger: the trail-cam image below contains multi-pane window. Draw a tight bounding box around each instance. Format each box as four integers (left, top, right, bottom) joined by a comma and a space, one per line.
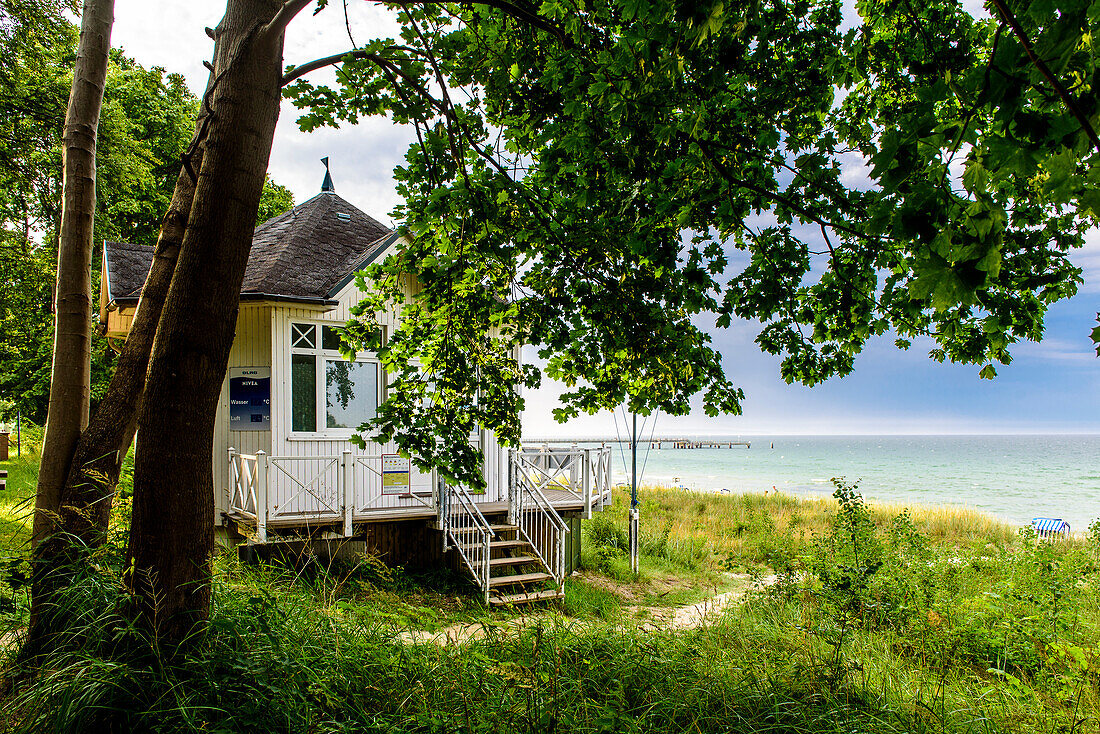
290, 322, 383, 434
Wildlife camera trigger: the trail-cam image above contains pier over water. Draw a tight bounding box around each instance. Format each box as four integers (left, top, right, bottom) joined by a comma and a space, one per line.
526, 438, 752, 449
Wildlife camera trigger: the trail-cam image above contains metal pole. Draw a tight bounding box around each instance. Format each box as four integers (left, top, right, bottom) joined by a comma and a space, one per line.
629, 412, 639, 575
631, 413, 637, 509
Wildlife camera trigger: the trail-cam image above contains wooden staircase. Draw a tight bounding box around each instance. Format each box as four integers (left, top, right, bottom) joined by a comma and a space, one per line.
463, 523, 564, 605
440, 453, 588, 606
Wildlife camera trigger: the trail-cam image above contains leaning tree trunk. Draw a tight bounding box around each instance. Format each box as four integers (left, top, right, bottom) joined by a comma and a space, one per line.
23, 154, 205, 658
54, 156, 202, 546
25, 22, 219, 658
32, 0, 115, 548
126, 0, 287, 646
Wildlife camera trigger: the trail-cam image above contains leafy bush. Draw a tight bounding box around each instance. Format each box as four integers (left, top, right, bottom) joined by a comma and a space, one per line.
586, 514, 627, 552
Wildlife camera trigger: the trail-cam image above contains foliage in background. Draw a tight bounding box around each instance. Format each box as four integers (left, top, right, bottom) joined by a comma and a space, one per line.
0, 8, 195, 424
255, 174, 294, 226
0, 7, 295, 424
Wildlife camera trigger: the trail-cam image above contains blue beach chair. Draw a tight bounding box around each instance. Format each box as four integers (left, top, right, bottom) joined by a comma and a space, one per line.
1030, 517, 1071, 538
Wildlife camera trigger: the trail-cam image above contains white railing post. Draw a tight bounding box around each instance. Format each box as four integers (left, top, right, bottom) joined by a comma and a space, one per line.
432, 467, 440, 513
600, 444, 611, 508
256, 450, 268, 542
507, 454, 517, 526
482, 532, 491, 605
439, 475, 449, 552
582, 448, 592, 519
558, 526, 565, 593
342, 449, 353, 537
227, 447, 237, 510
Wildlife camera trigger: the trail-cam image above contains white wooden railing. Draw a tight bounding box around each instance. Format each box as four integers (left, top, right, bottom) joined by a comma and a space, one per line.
591, 445, 613, 511
509, 453, 570, 592
512, 444, 613, 518
227, 444, 611, 548
229, 448, 441, 542
439, 479, 495, 603
229, 451, 261, 521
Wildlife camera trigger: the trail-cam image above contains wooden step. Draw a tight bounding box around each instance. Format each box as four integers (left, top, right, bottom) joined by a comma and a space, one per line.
489, 523, 519, 532
487, 571, 553, 587
456, 539, 529, 552
489, 588, 564, 606
489, 555, 537, 568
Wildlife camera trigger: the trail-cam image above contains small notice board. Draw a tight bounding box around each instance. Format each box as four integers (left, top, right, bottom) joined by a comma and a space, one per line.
381, 454, 411, 495
229, 367, 270, 431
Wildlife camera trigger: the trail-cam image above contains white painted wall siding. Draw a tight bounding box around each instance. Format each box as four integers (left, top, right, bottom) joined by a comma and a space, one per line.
243, 252, 512, 523
213, 304, 273, 524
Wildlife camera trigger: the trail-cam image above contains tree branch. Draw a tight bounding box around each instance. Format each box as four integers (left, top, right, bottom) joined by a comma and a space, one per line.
259, 0, 313, 47
282, 48, 429, 87
283, 50, 367, 85
987, 0, 1100, 154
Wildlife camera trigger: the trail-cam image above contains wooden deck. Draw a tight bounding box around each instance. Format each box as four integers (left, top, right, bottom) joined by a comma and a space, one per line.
225, 487, 609, 531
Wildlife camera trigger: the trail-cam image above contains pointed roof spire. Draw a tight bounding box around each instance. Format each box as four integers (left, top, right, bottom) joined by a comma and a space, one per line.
320, 156, 335, 193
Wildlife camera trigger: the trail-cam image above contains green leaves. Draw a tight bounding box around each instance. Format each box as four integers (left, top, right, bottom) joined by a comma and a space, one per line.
0, 16, 210, 422
288, 0, 1095, 486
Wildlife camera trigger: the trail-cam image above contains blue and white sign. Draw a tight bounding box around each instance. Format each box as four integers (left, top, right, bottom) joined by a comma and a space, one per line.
229, 367, 270, 431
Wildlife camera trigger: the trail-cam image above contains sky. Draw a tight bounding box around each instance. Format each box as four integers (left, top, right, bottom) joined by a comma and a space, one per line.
106, 0, 1100, 438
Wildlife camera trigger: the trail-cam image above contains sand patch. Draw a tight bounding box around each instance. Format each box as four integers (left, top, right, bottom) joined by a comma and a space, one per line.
394, 573, 774, 646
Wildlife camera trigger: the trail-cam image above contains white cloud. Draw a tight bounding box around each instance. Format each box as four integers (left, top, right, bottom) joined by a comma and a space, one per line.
111, 1, 411, 214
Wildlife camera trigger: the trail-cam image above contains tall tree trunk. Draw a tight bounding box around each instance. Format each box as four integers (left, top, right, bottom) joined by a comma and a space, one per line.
126, 0, 287, 645
33, 0, 115, 548
23, 156, 204, 658
55, 158, 201, 545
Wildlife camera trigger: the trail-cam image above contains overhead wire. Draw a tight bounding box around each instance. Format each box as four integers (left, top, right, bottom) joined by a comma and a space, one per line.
637, 410, 660, 486
613, 406, 659, 487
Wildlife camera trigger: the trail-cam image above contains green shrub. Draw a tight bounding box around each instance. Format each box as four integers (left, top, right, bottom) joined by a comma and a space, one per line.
586, 514, 627, 551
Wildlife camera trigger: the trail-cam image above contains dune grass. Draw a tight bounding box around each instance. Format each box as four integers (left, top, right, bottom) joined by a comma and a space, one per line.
587, 483, 1018, 577
4, 451, 1099, 733
0, 445, 38, 559
5, 533, 1098, 733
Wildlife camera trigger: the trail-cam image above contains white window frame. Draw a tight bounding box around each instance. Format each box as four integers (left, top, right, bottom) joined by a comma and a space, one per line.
288, 319, 384, 438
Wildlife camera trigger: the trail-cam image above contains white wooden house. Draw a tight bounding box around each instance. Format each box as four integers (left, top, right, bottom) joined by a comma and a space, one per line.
99, 174, 612, 604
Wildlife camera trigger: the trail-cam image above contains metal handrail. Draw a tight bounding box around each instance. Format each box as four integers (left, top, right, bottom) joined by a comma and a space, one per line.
441, 479, 495, 604
510, 454, 569, 592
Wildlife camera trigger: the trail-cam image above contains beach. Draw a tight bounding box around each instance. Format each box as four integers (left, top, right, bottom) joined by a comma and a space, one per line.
556, 434, 1100, 531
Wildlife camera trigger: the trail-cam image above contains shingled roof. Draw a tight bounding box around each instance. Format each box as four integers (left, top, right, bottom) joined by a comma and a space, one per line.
104, 191, 397, 306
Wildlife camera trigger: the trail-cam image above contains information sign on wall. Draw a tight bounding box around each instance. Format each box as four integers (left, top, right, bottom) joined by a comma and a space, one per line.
382, 454, 411, 495
229, 367, 271, 431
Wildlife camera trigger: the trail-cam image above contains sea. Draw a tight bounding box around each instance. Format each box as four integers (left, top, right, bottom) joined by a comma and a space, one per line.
579, 435, 1100, 532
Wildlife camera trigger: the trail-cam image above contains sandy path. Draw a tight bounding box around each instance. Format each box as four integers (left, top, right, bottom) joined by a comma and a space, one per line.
395, 573, 773, 646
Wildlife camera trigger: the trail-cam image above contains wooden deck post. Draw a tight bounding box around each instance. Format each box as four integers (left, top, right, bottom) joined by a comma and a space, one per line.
256, 450, 268, 542
438, 474, 450, 551
342, 449, 353, 537
227, 446, 236, 512
506, 453, 517, 527
582, 448, 592, 520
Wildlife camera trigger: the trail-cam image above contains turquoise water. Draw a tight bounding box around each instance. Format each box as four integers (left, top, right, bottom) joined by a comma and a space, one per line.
598, 435, 1100, 531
